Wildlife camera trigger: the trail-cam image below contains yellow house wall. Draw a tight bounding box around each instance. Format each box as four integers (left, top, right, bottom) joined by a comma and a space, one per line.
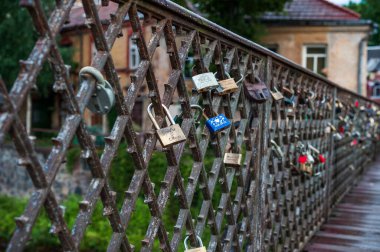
260, 25, 369, 96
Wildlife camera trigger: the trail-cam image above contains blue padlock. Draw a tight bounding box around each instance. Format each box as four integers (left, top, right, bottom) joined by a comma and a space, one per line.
203, 109, 231, 133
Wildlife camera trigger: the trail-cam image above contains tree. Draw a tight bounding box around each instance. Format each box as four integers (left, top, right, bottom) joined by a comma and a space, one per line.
0, 1, 73, 96
346, 0, 380, 45
172, 0, 290, 41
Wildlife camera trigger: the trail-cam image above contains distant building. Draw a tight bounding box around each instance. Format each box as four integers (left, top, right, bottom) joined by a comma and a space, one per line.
260, 0, 372, 96
367, 46, 380, 102
61, 1, 172, 132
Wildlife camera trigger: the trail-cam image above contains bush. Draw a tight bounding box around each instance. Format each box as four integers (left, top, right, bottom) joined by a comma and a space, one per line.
0, 143, 236, 251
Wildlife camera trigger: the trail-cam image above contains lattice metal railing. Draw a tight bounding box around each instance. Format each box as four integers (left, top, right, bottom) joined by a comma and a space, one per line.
0, 1, 379, 251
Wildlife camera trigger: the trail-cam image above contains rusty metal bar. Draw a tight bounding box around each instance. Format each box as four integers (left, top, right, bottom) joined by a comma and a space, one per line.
0, 1, 379, 252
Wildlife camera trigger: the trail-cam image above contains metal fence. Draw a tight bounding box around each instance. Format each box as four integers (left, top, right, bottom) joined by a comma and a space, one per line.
0, 0, 379, 251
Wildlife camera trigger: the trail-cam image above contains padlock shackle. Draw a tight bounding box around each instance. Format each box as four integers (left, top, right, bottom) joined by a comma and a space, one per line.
184, 235, 203, 250
202, 108, 218, 121
147, 103, 175, 130
190, 104, 203, 123
308, 144, 320, 154
226, 145, 241, 153
307, 90, 316, 100
79, 66, 106, 87
216, 72, 244, 84
270, 140, 280, 148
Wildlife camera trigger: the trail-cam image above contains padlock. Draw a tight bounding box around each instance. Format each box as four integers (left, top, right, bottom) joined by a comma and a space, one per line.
216, 73, 243, 95
223, 147, 242, 167
303, 162, 313, 175
335, 100, 343, 114
287, 108, 296, 117
328, 123, 336, 132
191, 72, 220, 92
80, 66, 115, 114
174, 104, 203, 128
282, 87, 296, 106
243, 76, 270, 103
184, 235, 206, 252
270, 140, 284, 159
333, 132, 343, 141
203, 109, 231, 134
298, 154, 308, 173
147, 103, 186, 147
270, 87, 284, 101
306, 91, 316, 110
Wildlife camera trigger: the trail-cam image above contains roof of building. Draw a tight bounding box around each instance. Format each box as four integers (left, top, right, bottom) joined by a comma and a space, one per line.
262, 0, 370, 26
62, 2, 118, 31
368, 46, 380, 73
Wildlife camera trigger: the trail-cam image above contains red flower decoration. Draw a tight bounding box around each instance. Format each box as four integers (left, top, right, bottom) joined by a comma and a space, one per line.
319, 154, 326, 163
298, 155, 308, 164
351, 139, 358, 146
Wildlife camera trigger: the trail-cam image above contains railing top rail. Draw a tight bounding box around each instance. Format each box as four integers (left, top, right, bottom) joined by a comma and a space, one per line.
131, 0, 377, 104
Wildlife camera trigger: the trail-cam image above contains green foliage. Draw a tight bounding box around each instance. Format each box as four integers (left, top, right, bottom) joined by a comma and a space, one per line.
0, 144, 242, 251
0, 1, 74, 97
172, 0, 290, 41
346, 0, 380, 45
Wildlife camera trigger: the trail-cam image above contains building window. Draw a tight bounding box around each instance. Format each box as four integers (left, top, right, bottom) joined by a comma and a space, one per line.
372, 83, 380, 98
302, 45, 327, 76
265, 44, 278, 53
129, 38, 140, 70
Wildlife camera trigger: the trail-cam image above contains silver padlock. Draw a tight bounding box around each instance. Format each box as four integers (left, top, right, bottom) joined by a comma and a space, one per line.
147, 103, 186, 147
80, 66, 115, 114
184, 235, 206, 252
192, 72, 220, 92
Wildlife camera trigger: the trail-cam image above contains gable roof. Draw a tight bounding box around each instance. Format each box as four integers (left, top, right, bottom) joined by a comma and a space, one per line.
62, 2, 118, 31
262, 0, 370, 26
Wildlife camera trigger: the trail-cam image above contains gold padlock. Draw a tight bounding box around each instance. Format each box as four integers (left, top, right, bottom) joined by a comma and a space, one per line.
147, 103, 186, 147
216, 73, 243, 95
270, 87, 284, 101
184, 235, 207, 252
223, 147, 242, 167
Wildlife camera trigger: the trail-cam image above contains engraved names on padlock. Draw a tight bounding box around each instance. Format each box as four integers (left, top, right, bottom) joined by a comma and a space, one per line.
147, 103, 186, 147
217, 78, 238, 95
192, 72, 219, 92
224, 152, 242, 167
270, 87, 284, 101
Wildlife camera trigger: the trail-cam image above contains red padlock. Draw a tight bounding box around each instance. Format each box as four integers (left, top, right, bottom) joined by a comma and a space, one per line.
298, 155, 307, 164
339, 126, 345, 134
318, 154, 326, 164
355, 100, 359, 108
351, 138, 358, 146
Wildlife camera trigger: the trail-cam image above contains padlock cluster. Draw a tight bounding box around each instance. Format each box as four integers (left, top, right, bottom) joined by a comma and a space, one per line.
147, 72, 251, 166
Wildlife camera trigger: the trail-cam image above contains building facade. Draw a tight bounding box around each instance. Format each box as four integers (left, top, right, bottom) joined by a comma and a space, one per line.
61, 1, 174, 133
260, 0, 372, 96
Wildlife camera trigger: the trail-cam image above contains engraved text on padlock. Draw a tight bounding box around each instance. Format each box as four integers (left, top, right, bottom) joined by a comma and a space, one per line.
192, 73, 219, 92
224, 153, 242, 167
147, 104, 186, 147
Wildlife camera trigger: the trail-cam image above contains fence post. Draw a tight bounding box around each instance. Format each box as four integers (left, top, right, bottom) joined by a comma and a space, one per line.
324, 86, 337, 220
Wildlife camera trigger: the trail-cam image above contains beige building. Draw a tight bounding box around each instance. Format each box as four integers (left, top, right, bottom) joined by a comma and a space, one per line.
260, 0, 372, 96
61, 1, 173, 132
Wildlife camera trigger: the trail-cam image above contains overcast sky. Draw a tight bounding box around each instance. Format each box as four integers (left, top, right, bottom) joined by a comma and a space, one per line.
329, 0, 361, 5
